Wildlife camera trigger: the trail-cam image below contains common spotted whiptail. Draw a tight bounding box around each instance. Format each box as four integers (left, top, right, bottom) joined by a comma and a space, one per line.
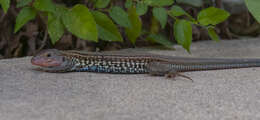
31, 49, 260, 81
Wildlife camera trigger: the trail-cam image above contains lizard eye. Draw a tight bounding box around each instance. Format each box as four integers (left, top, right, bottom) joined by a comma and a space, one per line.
62, 57, 65, 62
46, 53, 51, 57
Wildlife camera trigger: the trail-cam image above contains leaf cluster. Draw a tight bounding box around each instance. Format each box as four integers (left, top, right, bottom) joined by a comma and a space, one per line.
0, 0, 230, 52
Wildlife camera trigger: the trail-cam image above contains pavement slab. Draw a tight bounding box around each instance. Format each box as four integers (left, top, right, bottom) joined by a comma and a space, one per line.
0, 38, 260, 120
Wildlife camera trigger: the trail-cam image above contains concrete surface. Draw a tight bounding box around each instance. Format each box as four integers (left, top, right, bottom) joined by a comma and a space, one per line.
0, 38, 260, 120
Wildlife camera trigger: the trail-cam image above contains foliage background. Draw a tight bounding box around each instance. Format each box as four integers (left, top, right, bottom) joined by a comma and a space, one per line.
0, 0, 259, 58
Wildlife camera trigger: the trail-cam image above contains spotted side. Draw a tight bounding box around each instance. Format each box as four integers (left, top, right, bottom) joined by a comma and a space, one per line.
67, 54, 152, 74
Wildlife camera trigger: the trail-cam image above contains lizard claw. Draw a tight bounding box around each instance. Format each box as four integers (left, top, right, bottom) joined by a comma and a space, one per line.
165, 72, 193, 82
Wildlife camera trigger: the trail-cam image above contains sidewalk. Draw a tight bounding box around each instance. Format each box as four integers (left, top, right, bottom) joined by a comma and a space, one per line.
0, 38, 260, 120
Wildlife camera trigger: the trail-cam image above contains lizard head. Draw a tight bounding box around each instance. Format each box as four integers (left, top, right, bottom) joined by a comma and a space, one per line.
31, 49, 73, 72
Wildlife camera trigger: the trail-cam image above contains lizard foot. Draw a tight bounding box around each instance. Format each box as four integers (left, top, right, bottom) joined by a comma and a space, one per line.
165, 72, 193, 82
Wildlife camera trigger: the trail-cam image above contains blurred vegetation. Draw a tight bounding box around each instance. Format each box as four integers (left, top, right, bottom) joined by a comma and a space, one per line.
0, 0, 259, 58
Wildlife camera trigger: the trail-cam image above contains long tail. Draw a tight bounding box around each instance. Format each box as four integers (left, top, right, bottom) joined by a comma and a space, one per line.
167, 58, 260, 72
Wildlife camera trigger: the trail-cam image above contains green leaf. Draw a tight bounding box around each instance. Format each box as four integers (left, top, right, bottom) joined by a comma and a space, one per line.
33, 0, 55, 13
144, 0, 174, 7
17, 0, 32, 8
62, 4, 98, 41
47, 4, 67, 44
197, 7, 230, 26
245, 0, 260, 23
150, 16, 160, 34
147, 34, 174, 48
168, 5, 196, 22
14, 7, 36, 33
92, 11, 123, 42
0, 0, 10, 13
95, 0, 110, 8
152, 7, 167, 29
174, 19, 192, 52
136, 1, 148, 16
176, 0, 203, 7
207, 27, 220, 42
48, 13, 65, 44
125, 7, 142, 45
53, 4, 67, 18
109, 6, 131, 28
168, 5, 189, 17
125, 0, 132, 9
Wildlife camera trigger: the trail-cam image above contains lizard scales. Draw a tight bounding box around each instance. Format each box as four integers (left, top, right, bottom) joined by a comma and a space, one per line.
31, 49, 260, 78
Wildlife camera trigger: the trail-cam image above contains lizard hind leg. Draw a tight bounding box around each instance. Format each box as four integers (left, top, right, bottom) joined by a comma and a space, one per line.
147, 62, 193, 82
165, 70, 193, 82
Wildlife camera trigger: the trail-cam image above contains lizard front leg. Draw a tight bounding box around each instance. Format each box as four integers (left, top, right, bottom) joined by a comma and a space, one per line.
146, 62, 193, 82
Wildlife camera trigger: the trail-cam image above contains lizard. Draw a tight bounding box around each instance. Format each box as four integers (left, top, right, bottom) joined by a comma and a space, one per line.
31, 49, 260, 81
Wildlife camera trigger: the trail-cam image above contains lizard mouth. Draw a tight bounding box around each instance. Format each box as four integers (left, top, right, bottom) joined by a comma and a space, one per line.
36, 66, 68, 73
31, 57, 61, 67
32, 59, 71, 72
